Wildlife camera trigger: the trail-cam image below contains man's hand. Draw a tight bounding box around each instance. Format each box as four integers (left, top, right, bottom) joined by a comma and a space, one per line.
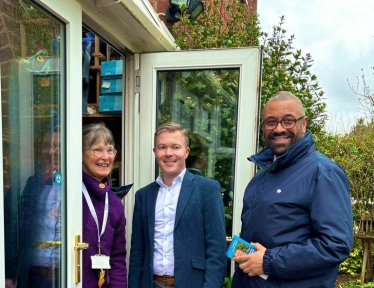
5, 279, 15, 288
232, 242, 266, 277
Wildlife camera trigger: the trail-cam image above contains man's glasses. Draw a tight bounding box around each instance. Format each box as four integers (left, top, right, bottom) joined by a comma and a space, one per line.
262, 116, 305, 130
86, 148, 117, 157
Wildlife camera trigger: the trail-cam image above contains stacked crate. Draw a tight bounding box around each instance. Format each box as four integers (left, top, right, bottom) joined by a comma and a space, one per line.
99, 60, 123, 114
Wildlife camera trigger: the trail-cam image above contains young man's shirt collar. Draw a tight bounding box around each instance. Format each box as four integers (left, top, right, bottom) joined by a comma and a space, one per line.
156, 168, 187, 188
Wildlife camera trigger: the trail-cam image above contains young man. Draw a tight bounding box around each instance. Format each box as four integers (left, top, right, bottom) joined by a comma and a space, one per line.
232, 91, 353, 288
129, 122, 227, 288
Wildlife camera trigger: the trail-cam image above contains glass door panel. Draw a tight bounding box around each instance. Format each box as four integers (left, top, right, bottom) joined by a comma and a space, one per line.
1, 0, 65, 287
156, 69, 240, 236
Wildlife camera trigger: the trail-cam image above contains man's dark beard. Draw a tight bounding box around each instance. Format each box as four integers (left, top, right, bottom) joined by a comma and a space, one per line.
267, 131, 295, 156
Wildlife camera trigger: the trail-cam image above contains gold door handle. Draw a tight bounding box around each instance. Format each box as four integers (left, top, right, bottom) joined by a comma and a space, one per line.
33, 241, 62, 248
74, 235, 89, 284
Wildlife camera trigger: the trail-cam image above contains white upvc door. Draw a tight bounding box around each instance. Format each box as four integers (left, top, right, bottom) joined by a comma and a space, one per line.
0, 0, 83, 286
36, 0, 84, 286
136, 48, 262, 246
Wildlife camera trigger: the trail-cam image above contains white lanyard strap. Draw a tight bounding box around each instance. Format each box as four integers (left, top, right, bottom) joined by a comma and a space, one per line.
82, 183, 109, 251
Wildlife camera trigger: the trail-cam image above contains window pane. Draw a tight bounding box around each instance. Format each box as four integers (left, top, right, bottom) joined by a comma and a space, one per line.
1, 0, 65, 287
156, 69, 239, 237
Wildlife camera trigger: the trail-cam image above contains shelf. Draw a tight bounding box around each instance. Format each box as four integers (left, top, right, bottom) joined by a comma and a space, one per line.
82, 33, 123, 187
89, 65, 101, 70
92, 52, 106, 60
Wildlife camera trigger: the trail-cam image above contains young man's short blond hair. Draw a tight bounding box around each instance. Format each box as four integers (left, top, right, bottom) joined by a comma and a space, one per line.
154, 122, 189, 147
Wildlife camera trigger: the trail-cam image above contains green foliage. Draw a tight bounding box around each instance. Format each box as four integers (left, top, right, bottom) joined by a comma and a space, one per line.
318, 120, 374, 217
259, 16, 327, 147
224, 204, 233, 232
158, 70, 240, 166
173, 0, 260, 49
174, 8, 327, 148
318, 120, 374, 282
224, 276, 233, 288
339, 239, 363, 276
340, 280, 374, 288
315, 108, 374, 286
313, 130, 338, 157
16, 1, 60, 57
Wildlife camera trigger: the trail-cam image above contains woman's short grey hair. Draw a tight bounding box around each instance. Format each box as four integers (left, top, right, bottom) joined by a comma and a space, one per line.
82, 122, 114, 150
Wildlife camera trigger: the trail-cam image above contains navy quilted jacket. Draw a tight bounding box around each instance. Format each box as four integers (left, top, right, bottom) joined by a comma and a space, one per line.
233, 130, 353, 288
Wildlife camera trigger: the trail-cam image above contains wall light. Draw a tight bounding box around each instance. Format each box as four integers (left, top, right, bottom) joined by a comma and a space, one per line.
165, 0, 205, 23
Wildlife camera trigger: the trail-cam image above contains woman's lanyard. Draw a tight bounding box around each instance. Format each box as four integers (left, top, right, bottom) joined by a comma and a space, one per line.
82, 183, 109, 255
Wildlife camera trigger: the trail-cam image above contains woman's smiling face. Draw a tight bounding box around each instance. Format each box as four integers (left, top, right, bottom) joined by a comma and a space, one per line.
82, 138, 115, 182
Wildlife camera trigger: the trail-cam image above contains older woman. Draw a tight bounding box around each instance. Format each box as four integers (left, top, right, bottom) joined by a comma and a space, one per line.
82, 122, 127, 288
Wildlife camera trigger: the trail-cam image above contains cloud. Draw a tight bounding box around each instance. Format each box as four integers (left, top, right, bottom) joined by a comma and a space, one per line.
258, 0, 374, 133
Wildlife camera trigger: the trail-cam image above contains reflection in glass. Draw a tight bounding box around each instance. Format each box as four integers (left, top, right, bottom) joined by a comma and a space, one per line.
2, 1, 64, 287
156, 69, 240, 237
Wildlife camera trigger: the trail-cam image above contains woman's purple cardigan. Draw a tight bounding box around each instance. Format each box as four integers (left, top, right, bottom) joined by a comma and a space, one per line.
82, 171, 127, 288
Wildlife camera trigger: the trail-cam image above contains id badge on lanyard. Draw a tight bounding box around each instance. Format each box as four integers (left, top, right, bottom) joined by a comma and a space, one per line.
91, 254, 111, 269
82, 183, 111, 270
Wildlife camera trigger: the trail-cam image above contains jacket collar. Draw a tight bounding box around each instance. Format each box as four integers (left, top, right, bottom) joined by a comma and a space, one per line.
82, 171, 110, 199
146, 181, 159, 243
174, 170, 195, 230
249, 130, 315, 172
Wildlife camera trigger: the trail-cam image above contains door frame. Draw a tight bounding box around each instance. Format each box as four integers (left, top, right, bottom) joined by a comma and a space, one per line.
0, 67, 4, 284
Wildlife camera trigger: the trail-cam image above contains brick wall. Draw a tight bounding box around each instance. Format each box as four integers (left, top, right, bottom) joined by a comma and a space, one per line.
0, 0, 20, 66
0, 0, 19, 111
148, 0, 174, 31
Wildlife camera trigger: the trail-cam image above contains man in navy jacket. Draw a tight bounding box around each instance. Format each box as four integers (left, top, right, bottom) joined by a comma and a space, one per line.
232, 91, 353, 288
129, 122, 227, 288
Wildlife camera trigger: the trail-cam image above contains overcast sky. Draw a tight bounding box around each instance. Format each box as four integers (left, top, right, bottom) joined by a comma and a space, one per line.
257, 1, 374, 133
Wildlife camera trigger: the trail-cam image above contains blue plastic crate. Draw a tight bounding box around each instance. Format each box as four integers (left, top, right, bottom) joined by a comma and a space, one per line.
101, 78, 122, 94
101, 60, 123, 76
99, 94, 122, 114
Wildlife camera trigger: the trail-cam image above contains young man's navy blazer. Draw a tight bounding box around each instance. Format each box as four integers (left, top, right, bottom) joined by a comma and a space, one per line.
128, 170, 227, 288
